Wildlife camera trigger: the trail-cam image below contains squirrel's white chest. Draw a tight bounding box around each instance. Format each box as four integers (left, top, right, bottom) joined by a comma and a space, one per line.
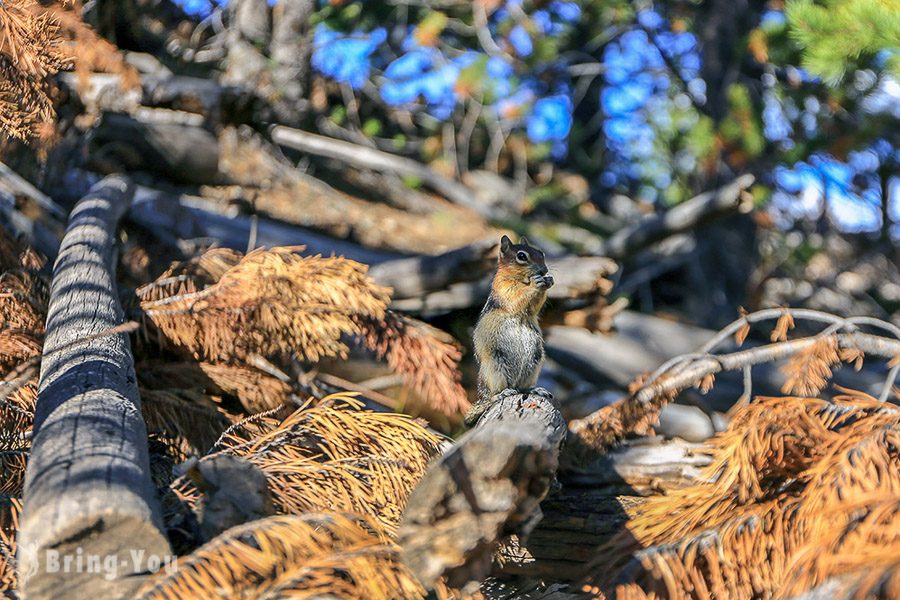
475, 315, 544, 391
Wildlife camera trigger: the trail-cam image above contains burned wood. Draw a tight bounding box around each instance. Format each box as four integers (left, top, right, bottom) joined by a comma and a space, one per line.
398, 390, 566, 593
19, 175, 170, 599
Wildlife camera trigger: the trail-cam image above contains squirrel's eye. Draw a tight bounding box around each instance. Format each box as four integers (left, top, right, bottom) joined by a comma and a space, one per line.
515, 251, 529, 263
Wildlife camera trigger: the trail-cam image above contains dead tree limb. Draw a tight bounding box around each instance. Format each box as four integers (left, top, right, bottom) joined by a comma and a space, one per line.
598, 175, 755, 259
19, 175, 170, 599
367, 238, 497, 299
568, 322, 900, 460
270, 125, 499, 219
398, 390, 566, 593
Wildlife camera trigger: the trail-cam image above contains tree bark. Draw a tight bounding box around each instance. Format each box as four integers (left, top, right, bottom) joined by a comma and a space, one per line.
398, 390, 566, 593
19, 175, 170, 600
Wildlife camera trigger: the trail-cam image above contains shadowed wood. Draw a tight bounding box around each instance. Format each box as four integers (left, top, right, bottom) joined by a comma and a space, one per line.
398, 390, 566, 593
19, 175, 171, 600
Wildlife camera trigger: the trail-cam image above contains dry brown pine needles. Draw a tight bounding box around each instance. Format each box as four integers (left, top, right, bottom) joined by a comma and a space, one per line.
135, 513, 429, 600
583, 392, 900, 600
165, 393, 445, 535
139, 246, 469, 416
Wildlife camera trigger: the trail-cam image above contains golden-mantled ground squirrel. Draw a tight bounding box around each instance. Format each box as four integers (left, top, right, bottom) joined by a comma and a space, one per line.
464, 235, 554, 426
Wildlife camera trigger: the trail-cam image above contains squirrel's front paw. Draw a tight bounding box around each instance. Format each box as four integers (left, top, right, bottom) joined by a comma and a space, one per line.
530, 386, 554, 399
494, 388, 520, 400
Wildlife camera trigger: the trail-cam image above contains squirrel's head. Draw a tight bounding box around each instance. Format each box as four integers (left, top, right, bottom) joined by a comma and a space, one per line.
497, 235, 554, 290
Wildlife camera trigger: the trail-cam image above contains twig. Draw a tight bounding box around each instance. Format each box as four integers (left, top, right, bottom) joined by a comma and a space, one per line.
314, 372, 400, 411
633, 332, 900, 406
699, 308, 900, 355
739, 365, 752, 405
472, 0, 513, 61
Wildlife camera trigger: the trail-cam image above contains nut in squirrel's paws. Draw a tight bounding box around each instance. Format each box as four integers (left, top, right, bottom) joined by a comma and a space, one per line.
531, 273, 554, 289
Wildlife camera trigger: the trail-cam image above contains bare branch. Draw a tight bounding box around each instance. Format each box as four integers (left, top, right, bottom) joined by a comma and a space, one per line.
568, 307, 900, 456
598, 175, 755, 259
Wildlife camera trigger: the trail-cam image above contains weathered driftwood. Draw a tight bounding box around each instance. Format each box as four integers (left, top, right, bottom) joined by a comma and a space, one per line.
19, 175, 170, 600
398, 390, 566, 593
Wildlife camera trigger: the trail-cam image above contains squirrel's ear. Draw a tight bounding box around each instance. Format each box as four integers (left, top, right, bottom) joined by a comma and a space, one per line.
519, 236, 530, 247
500, 235, 512, 254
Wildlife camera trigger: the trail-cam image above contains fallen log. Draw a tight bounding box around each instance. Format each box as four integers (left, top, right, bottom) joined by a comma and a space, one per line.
367, 237, 497, 299
270, 125, 500, 220
127, 185, 402, 265
0, 161, 66, 220
389, 255, 616, 316
544, 316, 714, 388
398, 390, 566, 593
0, 190, 61, 260
19, 175, 170, 599
86, 113, 220, 185
495, 437, 709, 581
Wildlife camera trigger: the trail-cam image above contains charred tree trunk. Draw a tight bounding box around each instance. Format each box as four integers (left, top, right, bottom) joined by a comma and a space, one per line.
398, 390, 566, 593
19, 175, 170, 599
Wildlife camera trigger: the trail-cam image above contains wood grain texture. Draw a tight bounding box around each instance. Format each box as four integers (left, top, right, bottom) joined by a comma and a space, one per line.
19, 175, 171, 600
398, 390, 566, 593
